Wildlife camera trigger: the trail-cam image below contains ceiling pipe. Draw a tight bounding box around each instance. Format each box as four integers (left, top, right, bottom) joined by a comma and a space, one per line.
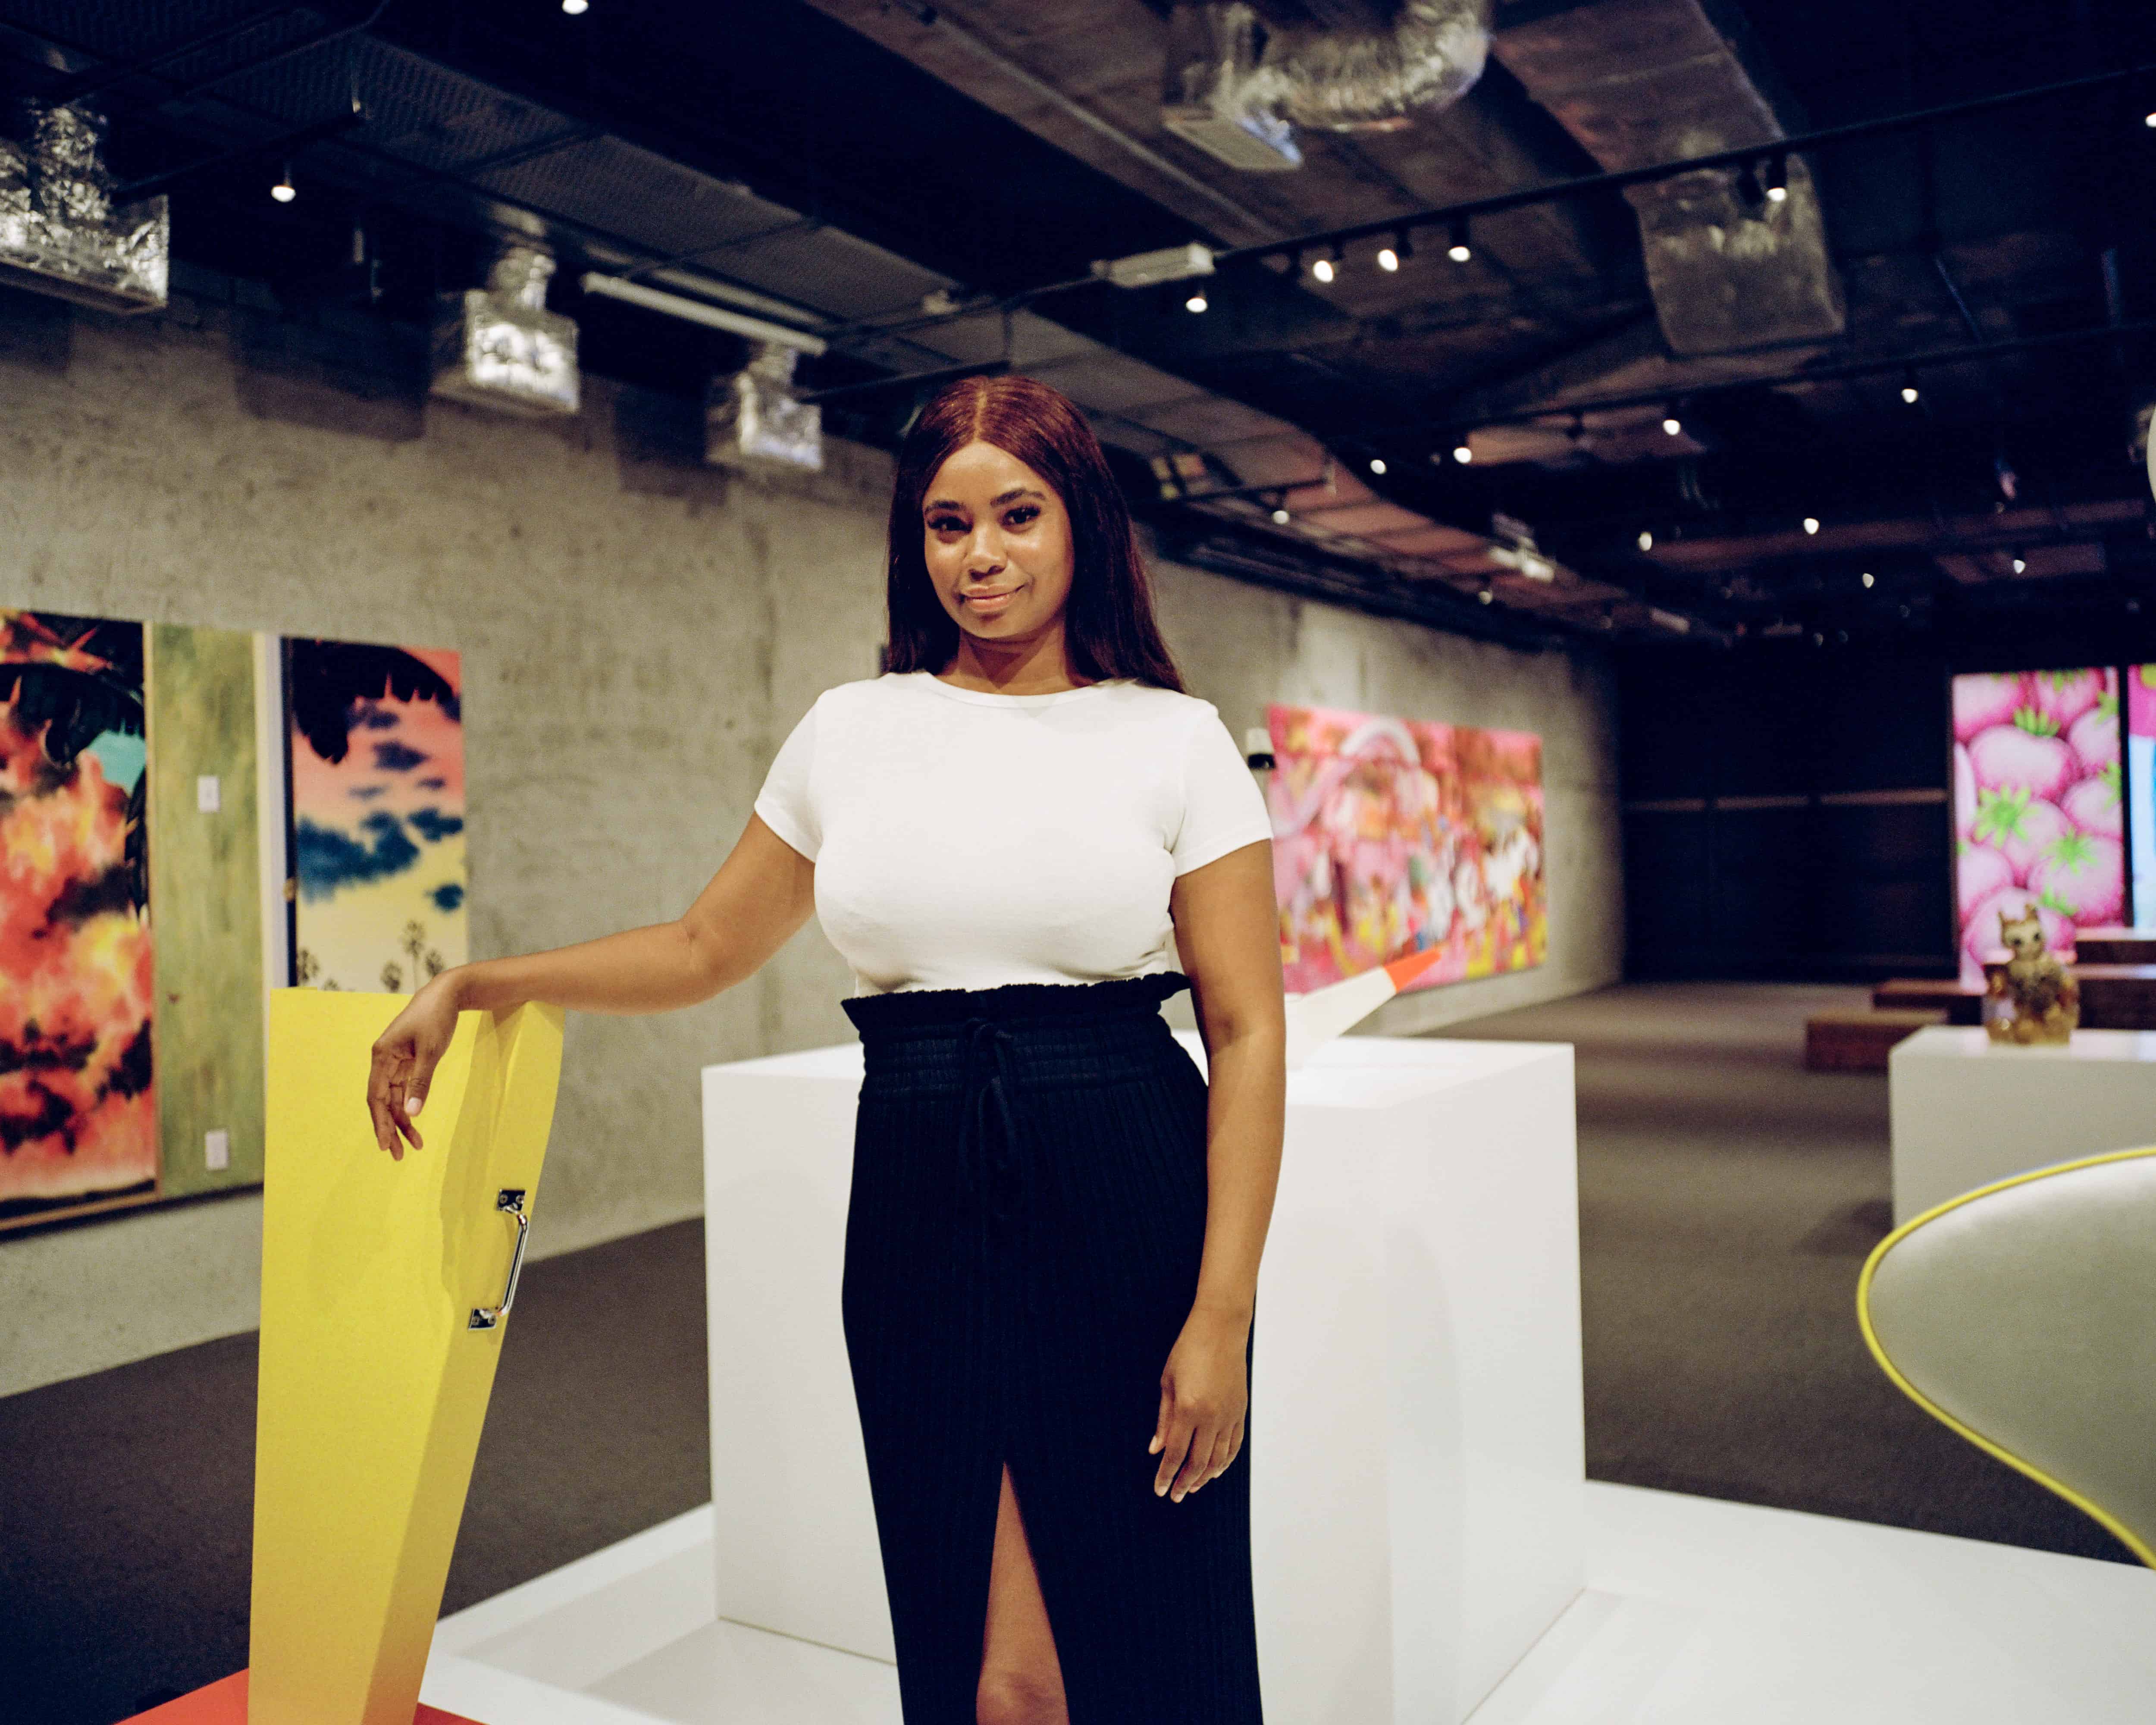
579, 273, 829, 353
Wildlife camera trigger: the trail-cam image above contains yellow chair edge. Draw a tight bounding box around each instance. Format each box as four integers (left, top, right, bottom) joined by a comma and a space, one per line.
1855, 1145, 2156, 1569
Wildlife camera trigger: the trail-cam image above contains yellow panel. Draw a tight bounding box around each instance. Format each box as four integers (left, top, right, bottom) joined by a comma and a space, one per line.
251, 990, 564, 1725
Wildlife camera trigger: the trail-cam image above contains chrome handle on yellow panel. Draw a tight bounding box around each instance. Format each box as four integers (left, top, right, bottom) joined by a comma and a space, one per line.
469, 1189, 530, 1331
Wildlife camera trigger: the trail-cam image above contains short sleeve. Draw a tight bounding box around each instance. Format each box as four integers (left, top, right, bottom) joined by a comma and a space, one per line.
753, 698, 821, 861
1171, 704, 1274, 876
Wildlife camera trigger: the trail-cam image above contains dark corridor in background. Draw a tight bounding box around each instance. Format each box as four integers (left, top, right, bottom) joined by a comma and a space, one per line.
1619, 642, 1956, 980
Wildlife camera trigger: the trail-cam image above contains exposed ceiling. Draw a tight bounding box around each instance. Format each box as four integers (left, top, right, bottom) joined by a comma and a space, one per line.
3, 0, 2154, 656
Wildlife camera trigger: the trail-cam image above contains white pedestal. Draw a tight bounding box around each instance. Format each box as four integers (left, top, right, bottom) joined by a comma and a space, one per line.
701, 1029, 1584, 1725
1890, 1026, 2156, 1223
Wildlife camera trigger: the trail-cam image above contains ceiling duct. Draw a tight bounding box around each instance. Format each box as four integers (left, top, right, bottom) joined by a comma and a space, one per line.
1491, 0, 1844, 357
0, 100, 167, 314
429, 245, 580, 418
706, 342, 823, 474
1163, 0, 1492, 170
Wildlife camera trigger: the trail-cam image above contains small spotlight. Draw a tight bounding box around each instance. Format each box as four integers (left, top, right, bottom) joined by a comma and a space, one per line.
2012, 555, 2027, 574
1377, 245, 1399, 273
562, 0, 589, 12
1900, 370, 1920, 405
1762, 152, 1788, 204
1271, 507, 1291, 525
1369, 457, 1387, 476
1452, 442, 1473, 464
2145, 110, 2156, 129
1861, 571, 1874, 588
1477, 586, 1495, 605
1637, 529, 1654, 552
270, 163, 296, 203
1185, 292, 1208, 313
1313, 256, 1336, 284
1662, 414, 1682, 436
1802, 516, 1820, 534
1446, 219, 1471, 264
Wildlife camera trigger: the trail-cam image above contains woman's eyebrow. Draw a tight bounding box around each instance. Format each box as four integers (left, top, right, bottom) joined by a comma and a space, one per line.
993, 485, 1047, 506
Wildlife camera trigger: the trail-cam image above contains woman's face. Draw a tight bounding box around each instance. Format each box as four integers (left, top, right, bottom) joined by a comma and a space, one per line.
921, 440, 1076, 648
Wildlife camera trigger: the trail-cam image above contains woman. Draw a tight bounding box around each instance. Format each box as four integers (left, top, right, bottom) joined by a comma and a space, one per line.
366, 375, 1287, 1725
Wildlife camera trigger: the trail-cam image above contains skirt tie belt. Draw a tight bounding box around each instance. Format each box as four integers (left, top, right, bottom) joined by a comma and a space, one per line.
957, 1016, 1026, 1222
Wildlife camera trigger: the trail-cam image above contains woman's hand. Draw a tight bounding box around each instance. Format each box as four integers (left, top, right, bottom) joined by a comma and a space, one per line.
367, 974, 464, 1160
1149, 1305, 1251, 1503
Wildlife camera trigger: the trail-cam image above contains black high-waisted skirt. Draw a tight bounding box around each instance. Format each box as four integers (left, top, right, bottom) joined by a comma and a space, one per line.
838, 972, 1264, 1725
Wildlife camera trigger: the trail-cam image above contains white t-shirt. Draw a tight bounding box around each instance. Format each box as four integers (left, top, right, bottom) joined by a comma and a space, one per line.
753, 670, 1273, 996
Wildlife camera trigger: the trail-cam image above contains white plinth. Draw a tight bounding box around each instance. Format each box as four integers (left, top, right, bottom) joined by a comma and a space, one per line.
1890, 1026, 2156, 1223
701, 1029, 1583, 1725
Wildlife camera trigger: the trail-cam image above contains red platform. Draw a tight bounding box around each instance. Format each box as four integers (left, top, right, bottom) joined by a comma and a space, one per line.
122, 1671, 486, 1725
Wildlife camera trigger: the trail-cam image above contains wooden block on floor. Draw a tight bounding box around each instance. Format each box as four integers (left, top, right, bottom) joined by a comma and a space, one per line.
2073, 928, 2156, 966
2071, 963, 2156, 1030
1871, 978, 1985, 1025
1805, 1009, 1947, 1073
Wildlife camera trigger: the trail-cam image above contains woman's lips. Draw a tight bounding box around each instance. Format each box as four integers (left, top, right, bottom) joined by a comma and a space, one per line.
962, 588, 1015, 614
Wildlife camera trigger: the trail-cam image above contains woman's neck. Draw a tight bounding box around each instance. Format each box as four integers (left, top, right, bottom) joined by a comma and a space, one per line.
936, 630, 1091, 696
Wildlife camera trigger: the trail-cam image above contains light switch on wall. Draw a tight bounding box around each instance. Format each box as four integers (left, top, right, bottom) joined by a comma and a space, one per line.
205, 1128, 230, 1172
197, 775, 221, 813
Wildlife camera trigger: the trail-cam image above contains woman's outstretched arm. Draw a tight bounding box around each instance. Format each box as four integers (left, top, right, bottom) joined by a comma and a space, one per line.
364, 812, 814, 1157
1152, 838, 1287, 1502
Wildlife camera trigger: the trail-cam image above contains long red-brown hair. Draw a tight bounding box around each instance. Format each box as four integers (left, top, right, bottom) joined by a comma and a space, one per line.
883, 375, 1186, 692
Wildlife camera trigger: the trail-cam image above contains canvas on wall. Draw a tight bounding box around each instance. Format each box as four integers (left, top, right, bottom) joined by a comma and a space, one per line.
2129, 665, 2156, 932
286, 640, 468, 995
1951, 667, 2123, 984
1266, 702, 1546, 996
0, 611, 157, 1230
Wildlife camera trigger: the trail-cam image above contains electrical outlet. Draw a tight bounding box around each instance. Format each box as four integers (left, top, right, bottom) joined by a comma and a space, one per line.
197, 775, 221, 813
205, 1128, 230, 1172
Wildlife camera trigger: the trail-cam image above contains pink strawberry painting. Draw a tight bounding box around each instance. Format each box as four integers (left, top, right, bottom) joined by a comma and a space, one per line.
1952, 668, 2124, 985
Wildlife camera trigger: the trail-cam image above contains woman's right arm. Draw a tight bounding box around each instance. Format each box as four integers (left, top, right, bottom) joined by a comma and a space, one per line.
366, 812, 815, 1157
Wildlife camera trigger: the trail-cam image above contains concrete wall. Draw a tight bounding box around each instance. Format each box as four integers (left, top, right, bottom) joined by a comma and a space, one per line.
0, 292, 1620, 1396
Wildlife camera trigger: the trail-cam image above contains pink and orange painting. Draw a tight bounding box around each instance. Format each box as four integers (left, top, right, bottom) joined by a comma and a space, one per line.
0, 611, 158, 1229
1952, 667, 2122, 983
1267, 702, 1546, 995
285, 640, 468, 994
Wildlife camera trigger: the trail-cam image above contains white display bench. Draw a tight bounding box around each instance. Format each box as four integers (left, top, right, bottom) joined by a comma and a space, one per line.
699, 1029, 1583, 1725
1890, 1026, 2156, 1223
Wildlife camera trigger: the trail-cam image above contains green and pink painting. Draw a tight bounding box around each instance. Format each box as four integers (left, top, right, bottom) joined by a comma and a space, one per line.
1267, 701, 1546, 996
1952, 667, 2122, 984
286, 640, 468, 994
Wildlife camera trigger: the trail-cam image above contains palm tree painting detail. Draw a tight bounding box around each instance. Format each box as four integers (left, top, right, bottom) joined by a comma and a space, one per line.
286, 639, 469, 994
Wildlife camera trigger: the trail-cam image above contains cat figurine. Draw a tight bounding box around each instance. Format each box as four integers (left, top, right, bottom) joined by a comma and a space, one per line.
1985, 906, 2079, 1045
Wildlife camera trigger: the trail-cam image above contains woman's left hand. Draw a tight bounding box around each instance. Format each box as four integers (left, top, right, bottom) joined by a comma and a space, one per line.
1149, 1306, 1250, 1502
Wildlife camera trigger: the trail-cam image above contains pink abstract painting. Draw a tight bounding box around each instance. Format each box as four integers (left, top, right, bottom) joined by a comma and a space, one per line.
1267, 702, 1546, 995
1952, 667, 2122, 984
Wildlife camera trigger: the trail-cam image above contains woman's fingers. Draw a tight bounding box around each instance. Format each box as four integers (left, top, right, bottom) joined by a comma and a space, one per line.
1153, 1408, 1195, 1499
1169, 1415, 1217, 1501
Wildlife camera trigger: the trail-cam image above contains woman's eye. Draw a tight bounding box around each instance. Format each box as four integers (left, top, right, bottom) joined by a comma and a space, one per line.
927, 515, 964, 533
1005, 506, 1039, 527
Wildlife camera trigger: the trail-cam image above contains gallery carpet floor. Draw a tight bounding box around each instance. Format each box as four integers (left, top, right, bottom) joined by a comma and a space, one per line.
1, 983, 2134, 1725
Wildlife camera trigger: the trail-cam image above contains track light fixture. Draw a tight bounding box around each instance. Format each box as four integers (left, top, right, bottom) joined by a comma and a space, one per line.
1185, 291, 1208, 313
2012, 554, 2028, 574
1477, 585, 1495, 605
1761, 152, 1788, 203
1802, 516, 1821, 534
1637, 529, 1654, 552
1369, 457, 1387, 475
1452, 441, 1473, 464
1900, 369, 1920, 404
1310, 244, 1343, 285
2146, 110, 2156, 128
1271, 506, 1290, 525
1861, 571, 1874, 588
1377, 244, 1399, 273
562, 0, 589, 13
270, 162, 296, 203
1446, 220, 1471, 264
1661, 410, 1682, 436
